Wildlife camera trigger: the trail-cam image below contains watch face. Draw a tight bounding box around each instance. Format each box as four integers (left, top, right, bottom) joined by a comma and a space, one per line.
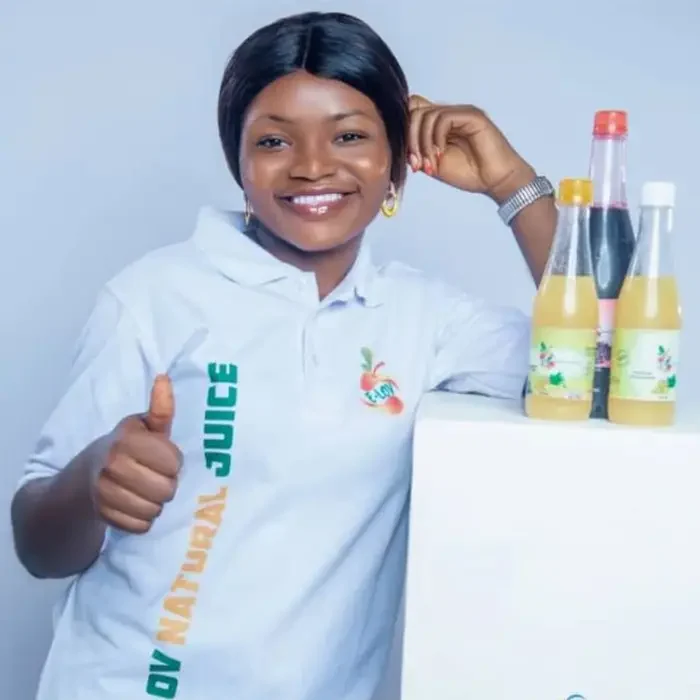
538, 176, 555, 195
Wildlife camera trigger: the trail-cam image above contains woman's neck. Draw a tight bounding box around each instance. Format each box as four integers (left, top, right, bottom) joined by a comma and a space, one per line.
247, 220, 363, 300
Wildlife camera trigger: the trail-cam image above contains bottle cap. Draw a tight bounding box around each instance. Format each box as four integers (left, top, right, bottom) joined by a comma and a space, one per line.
558, 178, 594, 206
641, 181, 676, 207
593, 110, 628, 136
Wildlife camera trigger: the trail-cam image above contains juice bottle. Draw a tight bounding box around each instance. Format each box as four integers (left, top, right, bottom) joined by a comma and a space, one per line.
588, 110, 636, 419
609, 182, 681, 426
526, 179, 598, 421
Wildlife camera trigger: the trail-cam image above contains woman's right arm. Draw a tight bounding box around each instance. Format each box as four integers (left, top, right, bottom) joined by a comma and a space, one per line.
12, 374, 180, 579
11, 436, 109, 579
9, 288, 159, 580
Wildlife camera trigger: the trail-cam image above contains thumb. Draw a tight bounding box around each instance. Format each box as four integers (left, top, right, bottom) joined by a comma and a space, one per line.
143, 374, 175, 434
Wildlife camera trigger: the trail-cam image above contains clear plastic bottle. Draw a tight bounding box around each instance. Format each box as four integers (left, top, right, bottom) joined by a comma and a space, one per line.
588, 110, 636, 419
609, 182, 681, 426
526, 179, 599, 421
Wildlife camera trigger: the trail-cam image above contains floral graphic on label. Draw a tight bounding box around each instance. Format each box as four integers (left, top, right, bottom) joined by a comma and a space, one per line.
655, 344, 677, 394
536, 341, 566, 388
527, 328, 596, 400
610, 330, 679, 402
359, 347, 404, 415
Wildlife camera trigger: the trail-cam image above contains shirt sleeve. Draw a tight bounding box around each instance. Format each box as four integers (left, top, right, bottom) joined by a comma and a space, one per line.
17, 288, 155, 492
426, 283, 531, 399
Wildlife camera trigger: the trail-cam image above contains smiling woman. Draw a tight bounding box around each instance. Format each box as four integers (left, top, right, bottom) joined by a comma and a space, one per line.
11, 10, 558, 700
239, 72, 393, 250
217, 13, 409, 294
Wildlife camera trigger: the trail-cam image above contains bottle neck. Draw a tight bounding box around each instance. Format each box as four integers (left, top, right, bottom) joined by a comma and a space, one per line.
589, 135, 628, 207
628, 205, 675, 277
545, 204, 594, 277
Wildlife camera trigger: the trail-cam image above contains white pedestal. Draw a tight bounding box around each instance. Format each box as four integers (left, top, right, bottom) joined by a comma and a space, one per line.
402, 392, 700, 700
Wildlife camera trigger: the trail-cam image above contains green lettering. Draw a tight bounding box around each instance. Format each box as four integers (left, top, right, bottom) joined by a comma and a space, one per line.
204, 451, 231, 477
149, 649, 181, 674
203, 363, 237, 477
204, 424, 233, 450
204, 452, 231, 477
378, 383, 393, 398
204, 409, 235, 422
146, 650, 181, 698
146, 673, 178, 698
207, 384, 237, 407
208, 362, 238, 384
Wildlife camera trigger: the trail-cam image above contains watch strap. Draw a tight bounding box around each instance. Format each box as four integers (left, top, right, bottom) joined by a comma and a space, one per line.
497, 175, 555, 226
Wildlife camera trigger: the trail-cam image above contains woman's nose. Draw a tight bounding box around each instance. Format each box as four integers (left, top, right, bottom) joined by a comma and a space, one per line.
289, 142, 337, 181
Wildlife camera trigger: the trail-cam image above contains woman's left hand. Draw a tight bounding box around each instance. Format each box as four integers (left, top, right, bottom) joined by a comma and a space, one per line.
408, 95, 536, 204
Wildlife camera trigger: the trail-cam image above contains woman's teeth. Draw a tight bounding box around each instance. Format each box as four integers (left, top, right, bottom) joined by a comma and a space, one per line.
290, 193, 345, 205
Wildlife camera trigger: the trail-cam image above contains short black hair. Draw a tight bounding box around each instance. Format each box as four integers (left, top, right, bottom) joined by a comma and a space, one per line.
218, 12, 409, 189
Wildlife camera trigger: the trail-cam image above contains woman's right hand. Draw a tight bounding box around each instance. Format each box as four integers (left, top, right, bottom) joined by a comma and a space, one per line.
94, 375, 182, 534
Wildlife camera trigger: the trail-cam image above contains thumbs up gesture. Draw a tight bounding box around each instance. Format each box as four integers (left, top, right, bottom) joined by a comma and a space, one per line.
94, 375, 182, 534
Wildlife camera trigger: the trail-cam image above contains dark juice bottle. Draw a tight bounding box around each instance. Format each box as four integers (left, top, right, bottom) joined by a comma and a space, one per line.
588, 110, 636, 419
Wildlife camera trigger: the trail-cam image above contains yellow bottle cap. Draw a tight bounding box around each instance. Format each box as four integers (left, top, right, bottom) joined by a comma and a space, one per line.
558, 178, 594, 206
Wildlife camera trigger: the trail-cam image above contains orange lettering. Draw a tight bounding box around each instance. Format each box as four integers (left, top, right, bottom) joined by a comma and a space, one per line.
196, 502, 226, 527
163, 595, 196, 621
156, 617, 189, 645
182, 550, 207, 573
190, 526, 216, 550
198, 487, 228, 505
171, 574, 199, 593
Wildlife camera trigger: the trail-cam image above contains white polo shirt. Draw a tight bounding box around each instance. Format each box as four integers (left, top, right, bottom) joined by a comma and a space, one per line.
20, 207, 529, 700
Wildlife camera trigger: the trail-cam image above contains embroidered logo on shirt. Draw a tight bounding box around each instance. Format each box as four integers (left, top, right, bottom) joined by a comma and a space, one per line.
360, 347, 404, 415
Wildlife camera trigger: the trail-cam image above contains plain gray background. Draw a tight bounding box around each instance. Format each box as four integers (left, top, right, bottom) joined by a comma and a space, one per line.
2, 1, 698, 698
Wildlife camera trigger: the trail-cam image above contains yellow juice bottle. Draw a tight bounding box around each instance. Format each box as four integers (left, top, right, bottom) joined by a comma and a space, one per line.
609, 182, 681, 426
526, 178, 599, 421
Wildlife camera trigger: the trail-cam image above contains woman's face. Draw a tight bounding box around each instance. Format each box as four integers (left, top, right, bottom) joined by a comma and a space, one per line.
240, 70, 393, 253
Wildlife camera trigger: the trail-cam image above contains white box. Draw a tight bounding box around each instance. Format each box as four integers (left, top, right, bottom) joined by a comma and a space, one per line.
402, 392, 700, 700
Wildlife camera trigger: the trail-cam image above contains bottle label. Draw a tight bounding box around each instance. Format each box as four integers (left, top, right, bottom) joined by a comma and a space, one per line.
528, 328, 596, 400
595, 299, 617, 369
610, 330, 680, 402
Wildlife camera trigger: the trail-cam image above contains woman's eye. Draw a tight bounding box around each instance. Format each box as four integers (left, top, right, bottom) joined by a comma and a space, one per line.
336, 132, 366, 144
256, 136, 286, 149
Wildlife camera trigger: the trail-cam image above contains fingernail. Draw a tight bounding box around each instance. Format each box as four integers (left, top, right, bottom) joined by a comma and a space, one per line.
423, 160, 433, 176
409, 153, 419, 172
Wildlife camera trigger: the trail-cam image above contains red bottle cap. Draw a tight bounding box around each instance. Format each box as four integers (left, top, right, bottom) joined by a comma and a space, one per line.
593, 110, 628, 136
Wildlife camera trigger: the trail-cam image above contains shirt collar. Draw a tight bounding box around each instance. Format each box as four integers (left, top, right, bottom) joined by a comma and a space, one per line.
191, 207, 383, 307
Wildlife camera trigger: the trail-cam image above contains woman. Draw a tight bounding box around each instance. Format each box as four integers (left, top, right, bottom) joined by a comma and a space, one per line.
11, 11, 557, 700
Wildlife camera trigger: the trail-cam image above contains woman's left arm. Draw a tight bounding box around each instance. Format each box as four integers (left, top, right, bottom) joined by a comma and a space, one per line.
408, 96, 560, 396
407, 96, 557, 285
488, 165, 558, 286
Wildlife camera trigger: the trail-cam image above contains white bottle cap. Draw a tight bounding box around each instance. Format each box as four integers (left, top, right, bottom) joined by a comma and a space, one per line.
641, 181, 676, 207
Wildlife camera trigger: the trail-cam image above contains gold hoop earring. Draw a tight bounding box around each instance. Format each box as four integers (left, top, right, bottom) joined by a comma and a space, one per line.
380, 183, 399, 218
244, 197, 254, 226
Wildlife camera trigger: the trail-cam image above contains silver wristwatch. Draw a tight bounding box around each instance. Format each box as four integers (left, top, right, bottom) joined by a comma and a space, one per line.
497, 175, 555, 226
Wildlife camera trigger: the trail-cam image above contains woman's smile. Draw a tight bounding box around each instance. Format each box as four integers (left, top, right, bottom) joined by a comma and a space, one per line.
277, 189, 358, 221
